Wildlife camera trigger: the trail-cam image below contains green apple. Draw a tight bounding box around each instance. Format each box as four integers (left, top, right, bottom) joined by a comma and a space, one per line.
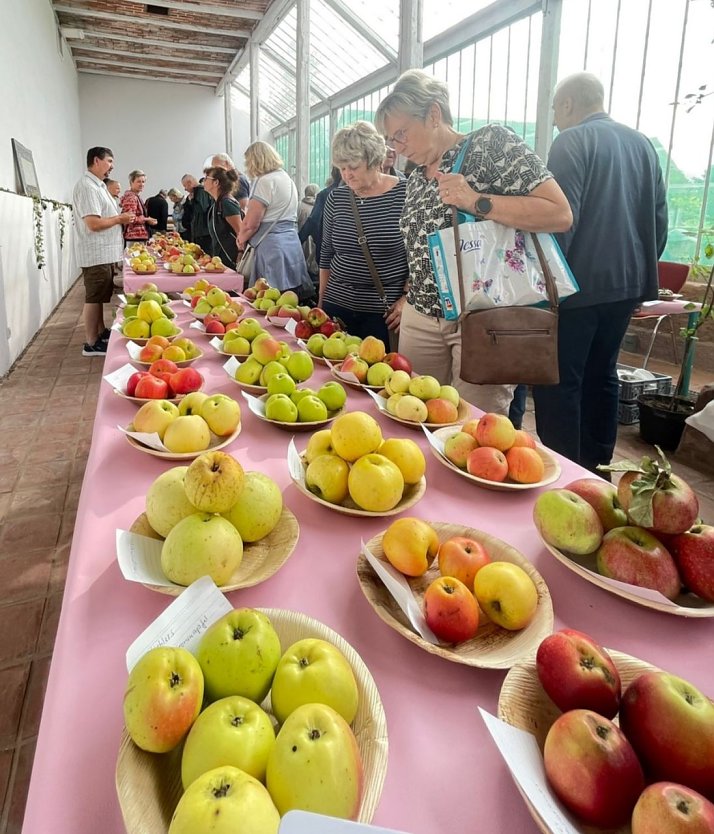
306, 333, 327, 357
161, 513, 243, 586
123, 304, 139, 319
141, 291, 163, 304
533, 489, 604, 555
184, 451, 245, 513
163, 415, 212, 454
222, 336, 250, 355
235, 357, 263, 385
236, 318, 264, 341
169, 766, 279, 834
145, 466, 197, 537
123, 647, 203, 753
266, 703, 363, 819
181, 695, 275, 787
386, 392, 406, 415
385, 370, 411, 396
197, 608, 281, 703
322, 338, 348, 361
409, 374, 442, 400
286, 350, 314, 383
266, 373, 296, 397
206, 287, 228, 307
271, 638, 359, 725
194, 299, 212, 316
161, 304, 176, 320
264, 287, 280, 301
297, 395, 328, 423
304, 429, 334, 464
222, 472, 283, 543
344, 335, 362, 348
366, 362, 393, 388
122, 317, 151, 339
305, 454, 349, 504
201, 394, 241, 436
317, 381, 347, 412
265, 393, 298, 423
259, 361, 287, 387
290, 388, 317, 405
439, 384, 460, 407
151, 317, 179, 338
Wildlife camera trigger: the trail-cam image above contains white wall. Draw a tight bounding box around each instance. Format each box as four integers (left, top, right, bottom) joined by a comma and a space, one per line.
0, 0, 82, 375
78, 74, 244, 192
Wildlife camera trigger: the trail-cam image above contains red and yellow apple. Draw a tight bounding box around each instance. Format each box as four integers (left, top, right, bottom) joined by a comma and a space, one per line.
437, 536, 491, 589
423, 576, 479, 643
381, 517, 440, 577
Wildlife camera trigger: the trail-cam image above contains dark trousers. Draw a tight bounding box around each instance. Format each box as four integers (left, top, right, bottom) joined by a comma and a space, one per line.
532, 299, 637, 474
322, 301, 392, 346
509, 384, 528, 429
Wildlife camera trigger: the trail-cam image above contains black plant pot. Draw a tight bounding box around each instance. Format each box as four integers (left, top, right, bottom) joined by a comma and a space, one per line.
637, 394, 696, 451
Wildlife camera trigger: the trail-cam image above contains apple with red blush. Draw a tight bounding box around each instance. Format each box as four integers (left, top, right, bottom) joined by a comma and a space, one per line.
384, 352, 413, 375
466, 447, 508, 482
149, 358, 179, 377
632, 783, 714, 834
565, 477, 628, 531
294, 320, 313, 340
423, 576, 479, 643
170, 368, 204, 396
596, 526, 682, 600
437, 536, 491, 589
134, 375, 169, 400
669, 524, 714, 602
126, 371, 150, 397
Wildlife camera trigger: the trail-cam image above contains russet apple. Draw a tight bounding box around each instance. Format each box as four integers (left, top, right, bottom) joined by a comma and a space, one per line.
347, 453, 404, 511
596, 526, 682, 599
222, 471, 283, 542
424, 576, 479, 643
133, 399, 179, 439
184, 451, 245, 513
145, 465, 197, 537
161, 512, 243, 586
564, 477, 628, 531
535, 628, 621, 718
544, 709, 644, 828
473, 562, 538, 630
620, 671, 714, 799
443, 431, 478, 469
425, 397, 458, 424
437, 536, 491, 589
466, 446, 508, 482
123, 647, 204, 753
533, 489, 604, 555
505, 446, 544, 484
377, 438, 425, 485
669, 525, 714, 602
163, 415, 211, 454
381, 517, 439, 577
632, 782, 714, 834
330, 412, 382, 462
306, 454, 350, 504
618, 469, 699, 535
475, 413, 516, 451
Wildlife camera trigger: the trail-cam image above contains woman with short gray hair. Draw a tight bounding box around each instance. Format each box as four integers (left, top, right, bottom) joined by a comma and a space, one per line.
319, 121, 408, 343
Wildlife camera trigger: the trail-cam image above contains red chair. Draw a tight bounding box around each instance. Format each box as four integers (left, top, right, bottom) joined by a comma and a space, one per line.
631, 261, 690, 368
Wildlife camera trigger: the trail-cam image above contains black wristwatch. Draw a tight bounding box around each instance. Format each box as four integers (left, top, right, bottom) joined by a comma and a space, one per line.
474, 195, 493, 217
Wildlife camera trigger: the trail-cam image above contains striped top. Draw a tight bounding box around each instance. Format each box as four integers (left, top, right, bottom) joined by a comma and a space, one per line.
319, 180, 408, 313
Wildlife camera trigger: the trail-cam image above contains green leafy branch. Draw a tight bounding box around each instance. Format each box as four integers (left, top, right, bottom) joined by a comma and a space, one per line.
598, 447, 673, 528
32, 197, 45, 269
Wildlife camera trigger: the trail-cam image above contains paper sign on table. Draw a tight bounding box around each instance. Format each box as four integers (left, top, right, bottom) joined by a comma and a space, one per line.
284, 317, 298, 336
125, 341, 143, 361
223, 355, 241, 379
361, 540, 441, 644
241, 390, 267, 417
421, 423, 446, 455
210, 336, 223, 351
365, 388, 389, 415
190, 320, 206, 333
280, 811, 411, 834
111, 321, 123, 332
117, 293, 127, 305
116, 529, 174, 587
287, 438, 306, 483
480, 708, 580, 834
590, 573, 680, 607
103, 363, 138, 391
333, 366, 362, 384
125, 575, 233, 672
117, 424, 169, 452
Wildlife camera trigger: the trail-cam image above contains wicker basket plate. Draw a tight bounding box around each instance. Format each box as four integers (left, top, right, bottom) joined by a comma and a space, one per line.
123, 422, 241, 461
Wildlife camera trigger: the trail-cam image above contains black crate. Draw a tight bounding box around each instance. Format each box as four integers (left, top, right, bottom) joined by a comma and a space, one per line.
617, 364, 673, 403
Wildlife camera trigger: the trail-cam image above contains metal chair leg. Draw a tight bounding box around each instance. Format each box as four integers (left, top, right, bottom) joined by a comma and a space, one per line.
642, 315, 667, 369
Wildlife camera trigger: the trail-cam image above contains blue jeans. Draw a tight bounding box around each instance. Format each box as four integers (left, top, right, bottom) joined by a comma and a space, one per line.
509, 385, 528, 429
532, 300, 638, 473
322, 301, 392, 346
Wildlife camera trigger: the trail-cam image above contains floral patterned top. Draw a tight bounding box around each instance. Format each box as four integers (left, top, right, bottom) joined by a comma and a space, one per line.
400, 124, 552, 318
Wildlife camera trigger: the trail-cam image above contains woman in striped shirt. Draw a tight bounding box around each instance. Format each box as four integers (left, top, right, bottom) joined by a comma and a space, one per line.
319, 122, 408, 344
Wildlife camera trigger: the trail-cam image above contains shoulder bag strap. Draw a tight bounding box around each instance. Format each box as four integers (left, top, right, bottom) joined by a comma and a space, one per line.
529, 233, 560, 311
348, 189, 387, 304
210, 202, 235, 265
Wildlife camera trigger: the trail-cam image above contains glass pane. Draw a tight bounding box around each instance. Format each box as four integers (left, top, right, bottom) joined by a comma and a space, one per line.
423, 0, 495, 40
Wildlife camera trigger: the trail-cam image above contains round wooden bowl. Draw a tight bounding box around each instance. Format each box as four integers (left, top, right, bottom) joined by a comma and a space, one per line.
497, 649, 658, 834
112, 389, 185, 406
250, 393, 344, 432
163, 262, 203, 274
136, 506, 300, 595
357, 522, 553, 669
376, 393, 471, 430
131, 349, 204, 368
537, 533, 714, 618
266, 315, 291, 328
330, 362, 384, 392
115, 607, 389, 833
210, 343, 251, 360
226, 375, 268, 396
123, 422, 242, 461
114, 327, 184, 346
429, 427, 561, 492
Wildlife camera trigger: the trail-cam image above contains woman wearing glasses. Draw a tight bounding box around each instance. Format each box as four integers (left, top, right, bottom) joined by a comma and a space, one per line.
203, 167, 242, 269
375, 70, 572, 414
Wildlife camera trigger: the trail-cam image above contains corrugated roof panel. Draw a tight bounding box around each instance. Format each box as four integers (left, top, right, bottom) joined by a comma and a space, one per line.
336, 0, 399, 46
259, 50, 298, 122
423, 0, 495, 40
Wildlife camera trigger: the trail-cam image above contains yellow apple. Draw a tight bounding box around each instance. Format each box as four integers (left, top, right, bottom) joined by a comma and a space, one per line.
377, 438, 426, 485
184, 451, 244, 513
473, 562, 538, 630
330, 411, 383, 462
304, 429, 335, 464
163, 415, 211, 453
145, 465, 197, 537
305, 454, 350, 504
133, 399, 179, 440
381, 517, 440, 576
161, 512, 243, 586
222, 472, 283, 543
347, 453, 404, 512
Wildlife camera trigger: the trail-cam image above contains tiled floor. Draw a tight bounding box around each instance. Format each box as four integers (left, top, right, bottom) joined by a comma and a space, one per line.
0, 282, 712, 833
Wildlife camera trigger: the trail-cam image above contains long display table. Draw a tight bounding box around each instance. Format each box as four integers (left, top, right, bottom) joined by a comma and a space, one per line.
21, 300, 714, 834
123, 267, 244, 295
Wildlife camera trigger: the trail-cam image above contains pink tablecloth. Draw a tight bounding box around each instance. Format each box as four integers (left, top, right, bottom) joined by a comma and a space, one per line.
123, 265, 244, 294
21, 303, 714, 834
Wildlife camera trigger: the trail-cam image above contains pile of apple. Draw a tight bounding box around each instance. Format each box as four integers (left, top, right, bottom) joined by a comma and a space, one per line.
234, 335, 314, 389
334, 336, 414, 390
443, 414, 545, 484
533, 450, 712, 602
304, 330, 361, 362
532, 628, 714, 830
137, 335, 201, 364
128, 251, 158, 274
379, 518, 538, 642
303, 411, 425, 512
293, 306, 343, 340
383, 373, 461, 424
168, 252, 201, 275
122, 285, 174, 320
219, 318, 267, 355
199, 255, 227, 273
190, 286, 245, 335
130, 392, 240, 454
121, 299, 181, 341
123, 608, 365, 832
127, 359, 204, 401
242, 280, 310, 325
264, 380, 347, 424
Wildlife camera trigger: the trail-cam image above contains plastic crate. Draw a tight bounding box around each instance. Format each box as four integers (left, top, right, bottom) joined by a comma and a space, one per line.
618, 401, 640, 425
617, 364, 673, 403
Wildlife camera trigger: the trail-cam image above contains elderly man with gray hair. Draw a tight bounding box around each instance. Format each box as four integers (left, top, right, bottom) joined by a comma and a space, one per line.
210, 152, 250, 212
532, 72, 668, 474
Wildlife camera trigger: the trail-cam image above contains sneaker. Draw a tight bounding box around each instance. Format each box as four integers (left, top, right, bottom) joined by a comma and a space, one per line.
82, 339, 108, 357
100, 328, 111, 341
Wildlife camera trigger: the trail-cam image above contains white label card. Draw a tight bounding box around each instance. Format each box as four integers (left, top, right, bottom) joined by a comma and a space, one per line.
117, 293, 127, 305
479, 709, 580, 834
125, 341, 143, 360
361, 540, 441, 644
223, 356, 241, 378
421, 423, 447, 456
103, 363, 138, 391
285, 317, 298, 336
117, 424, 168, 452
590, 573, 680, 606
125, 576, 233, 672
111, 321, 122, 332
287, 438, 306, 483
279, 811, 411, 834
241, 390, 266, 417
116, 529, 172, 586
333, 366, 362, 384
365, 388, 389, 414
190, 320, 206, 332
210, 336, 223, 351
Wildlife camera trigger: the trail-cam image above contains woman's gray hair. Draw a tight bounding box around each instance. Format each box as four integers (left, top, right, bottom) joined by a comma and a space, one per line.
375, 70, 453, 132
331, 121, 386, 170
128, 169, 146, 183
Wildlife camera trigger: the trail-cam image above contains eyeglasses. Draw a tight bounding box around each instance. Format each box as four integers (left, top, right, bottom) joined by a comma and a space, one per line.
386, 126, 410, 146
204, 176, 216, 182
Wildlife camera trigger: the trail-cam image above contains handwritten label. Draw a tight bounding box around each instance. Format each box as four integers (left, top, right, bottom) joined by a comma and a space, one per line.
365, 389, 389, 414
117, 425, 168, 452
284, 317, 298, 336
103, 363, 138, 391
116, 529, 169, 585
241, 390, 266, 418
125, 576, 233, 672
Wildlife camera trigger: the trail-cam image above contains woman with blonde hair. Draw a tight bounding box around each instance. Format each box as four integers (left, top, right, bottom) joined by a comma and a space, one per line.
119, 170, 157, 243
238, 141, 313, 297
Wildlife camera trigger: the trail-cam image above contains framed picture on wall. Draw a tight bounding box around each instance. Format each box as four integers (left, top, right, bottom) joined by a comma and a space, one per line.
11, 139, 41, 198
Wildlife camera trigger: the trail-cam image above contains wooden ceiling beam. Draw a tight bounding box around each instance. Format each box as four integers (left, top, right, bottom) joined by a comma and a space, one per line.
78, 67, 215, 86
116, 0, 264, 21
54, 5, 250, 37
76, 56, 222, 77
72, 43, 226, 67
64, 30, 237, 53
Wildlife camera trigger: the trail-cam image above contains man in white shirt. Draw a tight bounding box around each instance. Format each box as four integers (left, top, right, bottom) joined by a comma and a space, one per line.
73, 147, 134, 356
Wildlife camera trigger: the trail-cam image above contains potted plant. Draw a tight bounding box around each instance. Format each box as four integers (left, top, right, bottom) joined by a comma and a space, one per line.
637, 256, 714, 450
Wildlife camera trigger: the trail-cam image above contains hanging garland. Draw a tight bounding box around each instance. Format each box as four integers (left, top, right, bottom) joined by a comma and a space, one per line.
0, 188, 73, 268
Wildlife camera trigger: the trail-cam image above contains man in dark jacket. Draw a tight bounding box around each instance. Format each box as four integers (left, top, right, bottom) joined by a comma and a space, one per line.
533, 73, 668, 473
145, 190, 169, 232
181, 174, 213, 254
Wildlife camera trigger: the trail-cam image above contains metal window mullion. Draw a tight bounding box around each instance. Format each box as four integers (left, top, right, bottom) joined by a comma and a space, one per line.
457, 48, 463, 127
523, 13, 532, 140
636, 0, 654, 130
607, 0, 622, 112
471, 41, 477, 131
487, 35, 493, 122
664, 0, 690, 191
505, 23, 512, 126
694, 115, 714, 262
583, 0, 592, 70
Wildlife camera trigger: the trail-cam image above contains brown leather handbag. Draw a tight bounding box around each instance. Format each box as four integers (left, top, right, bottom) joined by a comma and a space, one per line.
451, 211, 561, 385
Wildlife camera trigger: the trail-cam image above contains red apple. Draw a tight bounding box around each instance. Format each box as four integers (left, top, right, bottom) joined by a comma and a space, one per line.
278, 307, 301, 322
205, 320, 226, 335
423, 576, 479, 643
632, 782, 714, 834
153, 371, 176, 398
341, 355, 368, 383
466, 446, 508, 482
170, 368, 204, 395
307, 307, 329, 328
225, 320, 239, 332
620, 671, 714, 800
437, 536, 491, 589
149, 358, 179, 376
596, 526, 682, 600
139, 343, 163, 363
535, 629, 621, 718
565, 477, 628, 532
203, 312, 221, 326
384, 352, 413, 375
190, 294, 203, 309
544, 709, 644, 828
669, 525, 714, 602
126, 371, 150, 397
134, 375, 169, 400
319, 320, 340, 336
618, 470, 699, 535
294, 320, 313, 340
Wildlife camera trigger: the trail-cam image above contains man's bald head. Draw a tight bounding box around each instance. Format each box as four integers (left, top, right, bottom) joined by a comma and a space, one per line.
553, 73, 605, 131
